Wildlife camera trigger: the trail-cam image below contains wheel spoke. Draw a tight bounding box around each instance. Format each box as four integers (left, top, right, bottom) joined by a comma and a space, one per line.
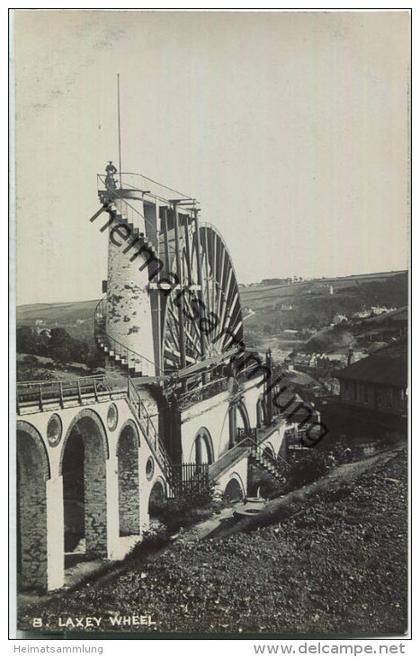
162, 221, 243, 374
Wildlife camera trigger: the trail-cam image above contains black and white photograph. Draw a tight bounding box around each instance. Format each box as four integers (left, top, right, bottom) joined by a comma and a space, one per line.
10, 8, 410, 641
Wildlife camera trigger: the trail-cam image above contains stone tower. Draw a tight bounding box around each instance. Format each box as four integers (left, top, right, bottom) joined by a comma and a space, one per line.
100, 166, 157, 378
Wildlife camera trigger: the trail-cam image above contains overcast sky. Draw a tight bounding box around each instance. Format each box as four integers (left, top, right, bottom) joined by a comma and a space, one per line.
13, 10, 410, 306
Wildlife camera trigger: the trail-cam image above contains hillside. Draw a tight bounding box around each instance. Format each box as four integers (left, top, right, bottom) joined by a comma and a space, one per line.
298, 306, 408, 355
16, 271, 408, 357
16, 299, 98, 343
240, 270, 407, 312
241, 271, 408, 359
18, 445, 407, 636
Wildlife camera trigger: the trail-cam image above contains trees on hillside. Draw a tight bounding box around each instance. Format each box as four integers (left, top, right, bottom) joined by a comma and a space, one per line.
16, 326, 103, 368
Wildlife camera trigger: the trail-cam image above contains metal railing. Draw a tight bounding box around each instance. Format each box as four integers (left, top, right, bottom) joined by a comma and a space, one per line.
127, 380, 210, 496
166, 462, 210, 496
97, 174, 157, 234
177, 376, 229, 409
112, 196, 159, 240
16, 375, 119, 413
97, 171, 193, 206
177, 361, 265, 410
250, 443, 291, 474
234, 426, 291, 474
94, 298, 157, 375
127, 378, 172, 474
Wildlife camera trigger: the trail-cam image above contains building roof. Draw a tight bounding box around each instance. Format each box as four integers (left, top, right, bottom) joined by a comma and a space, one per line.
285, 370, 321, 388
364, 306, 408, 326
334, 340, 407, 387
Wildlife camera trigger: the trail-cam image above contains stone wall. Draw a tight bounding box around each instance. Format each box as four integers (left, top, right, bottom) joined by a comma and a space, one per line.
83, 428, 108, 557
17, 430, 48, 591
117, 424, 140, 536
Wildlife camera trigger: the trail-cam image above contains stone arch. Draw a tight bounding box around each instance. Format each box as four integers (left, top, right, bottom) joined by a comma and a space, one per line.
115, 419, 140, 454
263, 442, 276, 459
60, 407, 109, 558
223, 472, 245, 502
238, 400, 251, 432
16, 420, 50, 479
59, 407, 109, 474
152, 475, 167, 496
16, 421, 50, 591
190, 427, 214, 465
148, 477, 167, 519
116, 422, 140, 536
229, 399, 251, 447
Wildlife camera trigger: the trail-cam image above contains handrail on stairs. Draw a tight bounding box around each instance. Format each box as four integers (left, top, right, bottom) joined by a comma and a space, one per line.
126, 377, 174, 479
94, 298, 162, 375
236, 425, 292, 473
97, 174, 163, 231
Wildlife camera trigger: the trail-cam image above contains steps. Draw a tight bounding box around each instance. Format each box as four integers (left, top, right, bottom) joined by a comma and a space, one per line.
127, 378, 174, 491
249, 446, 285, 482
127, 379, 209, 498
95, 329, 144, 376
109, 200, 158, 261
93, 197, 160, 377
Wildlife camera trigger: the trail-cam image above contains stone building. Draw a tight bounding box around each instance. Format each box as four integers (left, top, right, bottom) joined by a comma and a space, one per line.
320, 339, 407, 441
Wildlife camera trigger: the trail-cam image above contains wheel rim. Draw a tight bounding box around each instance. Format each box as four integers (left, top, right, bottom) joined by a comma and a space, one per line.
161, 222, 243, 374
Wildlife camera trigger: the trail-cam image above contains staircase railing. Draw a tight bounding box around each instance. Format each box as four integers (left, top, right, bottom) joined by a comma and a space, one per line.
112, 196, 148, 229
235, 425, 291, 474
94, 298, 157, 375
127, 379, 210, 496
97, 175, 158, 237
127, 378, 172, 474
250, 443, 291, 474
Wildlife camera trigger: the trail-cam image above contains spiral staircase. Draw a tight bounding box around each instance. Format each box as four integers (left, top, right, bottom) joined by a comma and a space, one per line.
93, 193, 160, 378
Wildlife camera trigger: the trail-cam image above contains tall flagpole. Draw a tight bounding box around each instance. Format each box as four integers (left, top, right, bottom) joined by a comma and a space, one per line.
117, 73, 122, 187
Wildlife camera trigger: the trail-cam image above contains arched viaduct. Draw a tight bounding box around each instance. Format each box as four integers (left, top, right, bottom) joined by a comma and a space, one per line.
15, 373, 292, 592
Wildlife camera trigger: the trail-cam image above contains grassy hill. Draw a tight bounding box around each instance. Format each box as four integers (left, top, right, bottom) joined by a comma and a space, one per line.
16, 299, 98, 343
241, 269, 407, 305
16, 270, 408, 355
241, 271, 408, 357
298, 306, 408, 355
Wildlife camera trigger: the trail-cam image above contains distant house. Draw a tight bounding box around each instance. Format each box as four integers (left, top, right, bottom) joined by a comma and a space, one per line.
321, 340, 407, 440
332, 313, 348, 325
371, 305, 396, 316
353, 309, 372, 319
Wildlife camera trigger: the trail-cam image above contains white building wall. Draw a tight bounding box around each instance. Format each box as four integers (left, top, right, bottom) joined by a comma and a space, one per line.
180, 390, 231, 463
180, 375, 266, 464
106, 201, 155, 377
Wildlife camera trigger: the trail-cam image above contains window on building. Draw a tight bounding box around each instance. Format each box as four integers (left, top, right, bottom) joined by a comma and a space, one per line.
363, 384, 369, 403
385, 387, 393, 408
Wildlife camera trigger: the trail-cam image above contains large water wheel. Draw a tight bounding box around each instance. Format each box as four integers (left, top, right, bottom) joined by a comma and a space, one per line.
160, 216, 243, 376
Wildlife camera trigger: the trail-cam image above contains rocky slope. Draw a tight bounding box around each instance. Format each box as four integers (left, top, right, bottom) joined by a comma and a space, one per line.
18, 447, 407, 637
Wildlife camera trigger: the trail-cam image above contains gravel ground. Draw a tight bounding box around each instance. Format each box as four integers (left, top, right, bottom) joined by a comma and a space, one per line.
18, 447, 408, 637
